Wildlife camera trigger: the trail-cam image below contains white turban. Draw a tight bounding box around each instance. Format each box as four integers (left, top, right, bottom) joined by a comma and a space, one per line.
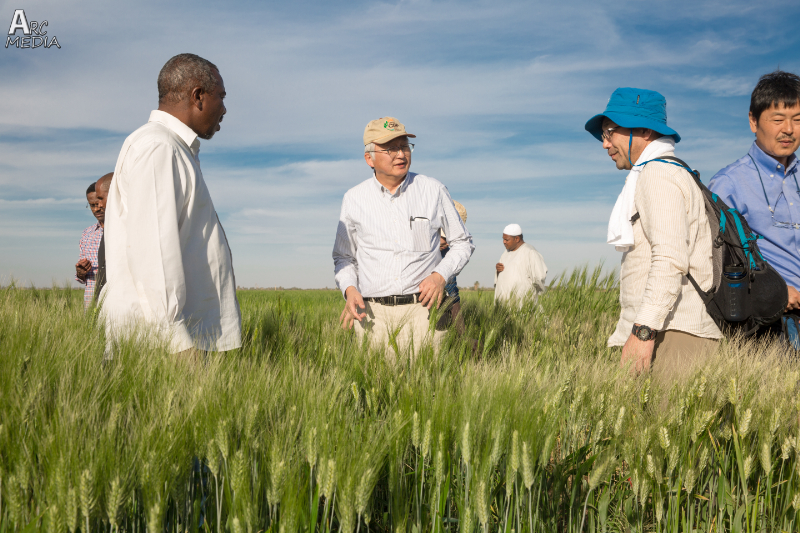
503, 224, 522, 236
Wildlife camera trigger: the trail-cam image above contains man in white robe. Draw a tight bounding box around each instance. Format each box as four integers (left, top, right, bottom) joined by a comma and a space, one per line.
494, 224, 547, 307
101, 53, 241, 354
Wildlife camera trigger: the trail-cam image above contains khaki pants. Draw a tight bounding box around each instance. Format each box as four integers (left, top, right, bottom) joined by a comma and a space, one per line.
651, 330, 719, 383
354, 299, 448, 360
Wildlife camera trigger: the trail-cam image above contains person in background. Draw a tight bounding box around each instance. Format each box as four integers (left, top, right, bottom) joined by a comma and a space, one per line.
439, 200, 468, 333
93, 173, 113, 302
494, 224, 547, 308
333, 117, 474, 357
708, 71, 800, 348
75, 180, 105, 309
584, 87, 721, 380
102, 53, 241, 356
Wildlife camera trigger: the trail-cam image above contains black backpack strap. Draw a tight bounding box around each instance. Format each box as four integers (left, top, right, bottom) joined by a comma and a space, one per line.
657, 155, 690, 166
654, 156, 701, 181
686, 272, 715, 305
630, 156, 697, 225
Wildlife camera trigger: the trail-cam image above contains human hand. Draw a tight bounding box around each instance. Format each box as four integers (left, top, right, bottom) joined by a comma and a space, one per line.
496, 263, 505, 273
621, 333, 655, 374
75, 258, 92, 280
418, 272, 446, 309
787, 286, 800, 312
340, 286, 367, 330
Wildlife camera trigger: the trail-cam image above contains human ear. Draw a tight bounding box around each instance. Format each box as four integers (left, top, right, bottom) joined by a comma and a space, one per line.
748, 112, 758, 134
190, 86, 204, 110
364, 152, 375, 168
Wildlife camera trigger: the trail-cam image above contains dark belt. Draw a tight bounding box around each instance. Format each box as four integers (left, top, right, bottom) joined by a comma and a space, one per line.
365, 293, 421, 306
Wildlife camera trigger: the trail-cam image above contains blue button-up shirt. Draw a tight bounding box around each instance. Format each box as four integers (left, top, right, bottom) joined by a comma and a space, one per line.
708, 142, 800, 290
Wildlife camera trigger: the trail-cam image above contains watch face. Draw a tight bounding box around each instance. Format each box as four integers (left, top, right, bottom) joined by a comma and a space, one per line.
636, 327, 652, 341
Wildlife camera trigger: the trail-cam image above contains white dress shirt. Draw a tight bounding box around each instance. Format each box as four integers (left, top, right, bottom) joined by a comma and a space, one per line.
101, 110, 242, 353
333, 172, 474, 297
494, 242, 547, 307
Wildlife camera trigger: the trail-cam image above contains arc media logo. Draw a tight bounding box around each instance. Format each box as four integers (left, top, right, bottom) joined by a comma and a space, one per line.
6, 9, 60, 49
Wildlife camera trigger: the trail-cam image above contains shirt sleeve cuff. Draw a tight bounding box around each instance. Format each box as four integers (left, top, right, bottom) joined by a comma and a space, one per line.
432, 265, 454, 283
634, 304, 669, 331
337, 278, 359, 298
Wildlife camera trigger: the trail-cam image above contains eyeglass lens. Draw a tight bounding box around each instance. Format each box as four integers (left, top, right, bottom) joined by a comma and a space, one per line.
381, 144, 414, 155
770, 191, 800, 229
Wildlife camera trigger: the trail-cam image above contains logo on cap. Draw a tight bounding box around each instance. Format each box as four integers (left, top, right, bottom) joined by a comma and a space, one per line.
384, 120, 399, 131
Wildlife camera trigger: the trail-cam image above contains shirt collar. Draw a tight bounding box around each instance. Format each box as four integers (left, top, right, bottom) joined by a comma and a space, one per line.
148, 110, 201, 155
372, 172, 412, 196
749, 141, 798, 175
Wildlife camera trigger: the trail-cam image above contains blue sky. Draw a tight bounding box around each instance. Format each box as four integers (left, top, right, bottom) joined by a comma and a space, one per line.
1, 0, 799, 288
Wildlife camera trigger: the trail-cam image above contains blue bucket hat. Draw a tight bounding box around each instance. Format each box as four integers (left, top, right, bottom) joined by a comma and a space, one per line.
584, 87, 680, 143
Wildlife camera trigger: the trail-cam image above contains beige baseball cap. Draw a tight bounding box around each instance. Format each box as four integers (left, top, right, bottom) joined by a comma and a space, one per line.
363, 117, 416, 145
453, 200, 467, 223
440, 201, 468, 237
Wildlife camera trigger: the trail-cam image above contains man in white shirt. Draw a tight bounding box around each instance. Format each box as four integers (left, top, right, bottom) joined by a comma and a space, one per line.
494, 224, 547, 307
102, 53, 241, 355
333, 117, 474, 356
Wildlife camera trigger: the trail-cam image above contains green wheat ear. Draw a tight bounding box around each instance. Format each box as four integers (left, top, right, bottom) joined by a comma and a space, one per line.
105, 476, 123, 530
66, 487, 78, 533
411, 411, 420, 449
79, 469, 95, 531
147, 501, 162, 533
422, 419, 432, 459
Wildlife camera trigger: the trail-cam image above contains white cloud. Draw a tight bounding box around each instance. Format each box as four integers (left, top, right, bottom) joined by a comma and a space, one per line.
685, 75, 754, 97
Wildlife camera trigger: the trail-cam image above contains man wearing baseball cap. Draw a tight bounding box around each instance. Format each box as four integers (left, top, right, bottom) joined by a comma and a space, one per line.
585, 88, 721, 380
332, 117, 474, 358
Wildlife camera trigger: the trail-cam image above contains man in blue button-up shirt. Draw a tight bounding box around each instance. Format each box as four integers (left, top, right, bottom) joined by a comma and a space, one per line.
709, 70, 800, 314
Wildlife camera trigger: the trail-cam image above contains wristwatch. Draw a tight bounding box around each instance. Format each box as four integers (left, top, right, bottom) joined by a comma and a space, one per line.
632, 324, 657, 341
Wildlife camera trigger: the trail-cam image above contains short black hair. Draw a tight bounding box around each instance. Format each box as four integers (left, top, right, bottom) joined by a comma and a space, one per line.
750, 70, 800, 122
86, 182, 96, 195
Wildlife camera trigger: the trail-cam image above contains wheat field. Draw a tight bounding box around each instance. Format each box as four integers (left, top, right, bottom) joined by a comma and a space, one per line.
1, 266, 799, 533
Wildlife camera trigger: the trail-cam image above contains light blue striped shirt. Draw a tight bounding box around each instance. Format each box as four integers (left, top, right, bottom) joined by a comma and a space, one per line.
333, 172, 474, 297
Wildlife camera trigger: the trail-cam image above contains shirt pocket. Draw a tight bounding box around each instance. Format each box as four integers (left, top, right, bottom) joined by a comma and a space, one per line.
410, 216, 432, 252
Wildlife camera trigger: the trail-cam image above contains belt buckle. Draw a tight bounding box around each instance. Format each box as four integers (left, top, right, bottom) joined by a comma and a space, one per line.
391, 295, 398, 306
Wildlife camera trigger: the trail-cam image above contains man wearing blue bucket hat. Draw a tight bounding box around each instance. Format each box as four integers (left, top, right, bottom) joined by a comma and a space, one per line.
586, 88, 721, 380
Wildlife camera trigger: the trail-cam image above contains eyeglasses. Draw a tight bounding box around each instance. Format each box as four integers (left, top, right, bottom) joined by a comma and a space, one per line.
600, 127, 619, 141
373, 144, 414, 156
768, 191, 800, 230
